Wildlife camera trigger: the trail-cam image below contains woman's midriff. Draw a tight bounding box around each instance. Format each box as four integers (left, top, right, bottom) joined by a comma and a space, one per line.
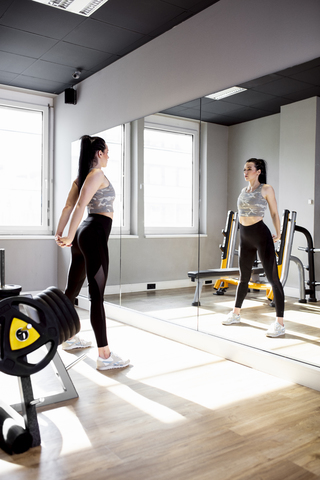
97, 212, 113, 220
239, 215, 263, 226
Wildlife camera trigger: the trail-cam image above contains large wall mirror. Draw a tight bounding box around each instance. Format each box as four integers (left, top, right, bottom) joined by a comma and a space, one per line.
75, 57, 320, 370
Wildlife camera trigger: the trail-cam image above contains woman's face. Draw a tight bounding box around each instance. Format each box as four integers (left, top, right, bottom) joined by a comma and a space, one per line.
243, 162, 261, 182
101, 145, 109, 167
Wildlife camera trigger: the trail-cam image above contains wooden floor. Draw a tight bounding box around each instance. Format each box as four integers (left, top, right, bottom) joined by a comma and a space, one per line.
106, 286, 320, 368
2, 308, 320, 479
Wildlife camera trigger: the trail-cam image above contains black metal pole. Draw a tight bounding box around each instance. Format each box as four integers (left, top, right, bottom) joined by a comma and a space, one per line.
295, 225, 317, 302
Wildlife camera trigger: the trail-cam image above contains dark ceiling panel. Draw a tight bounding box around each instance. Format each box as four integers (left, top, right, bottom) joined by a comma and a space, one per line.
221, 90, 276, 107
0, 25, 57, 57
0, 0, 84, 39
0, 0, 13, 17
9, 75, 65, 93
282, 85, 320, 102
22, 60, 87, 84
0, 71, 18, 84
63, 18, 144, 54
41, 42, 114, 71
0, 51, 36, 74
92, 0, 185, 35
253, 77, 313, 97
291, 66, 320, 85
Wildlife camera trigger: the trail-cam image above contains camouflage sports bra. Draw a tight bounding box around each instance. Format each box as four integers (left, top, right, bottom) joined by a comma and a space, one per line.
237, 183, 267, 217
87, 180, 115, 214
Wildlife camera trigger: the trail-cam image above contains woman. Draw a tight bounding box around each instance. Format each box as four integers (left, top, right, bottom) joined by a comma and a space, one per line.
222, 158, 285, 337
55, 135, 130, 370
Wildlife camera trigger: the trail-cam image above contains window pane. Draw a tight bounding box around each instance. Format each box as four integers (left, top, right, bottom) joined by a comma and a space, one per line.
144, 128, 194, 228
0, 106, 43, 227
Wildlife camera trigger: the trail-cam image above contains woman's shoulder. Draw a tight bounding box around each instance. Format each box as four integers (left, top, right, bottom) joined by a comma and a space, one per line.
87, 168, 104, 182
261, 183, 275, 198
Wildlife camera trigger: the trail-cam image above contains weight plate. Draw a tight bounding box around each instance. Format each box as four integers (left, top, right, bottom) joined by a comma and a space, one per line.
36, 292, 68, 344
42, 289, 77, 340
0, 295, 59, 377
46, 287, 80, 336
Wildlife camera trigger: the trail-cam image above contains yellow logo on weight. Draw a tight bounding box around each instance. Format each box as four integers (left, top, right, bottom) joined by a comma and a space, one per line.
9, 318, 40, 351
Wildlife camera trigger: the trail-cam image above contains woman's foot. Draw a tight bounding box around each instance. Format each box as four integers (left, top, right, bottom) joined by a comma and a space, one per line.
61, 335, 92, 350
222, 311, 241, 325
266, 321, 285, 337
96, 352, 130, 370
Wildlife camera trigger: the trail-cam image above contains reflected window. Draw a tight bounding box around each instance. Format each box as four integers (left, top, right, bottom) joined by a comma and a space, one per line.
0, 101, 50, 234
71, 124, 130, 235
144, 115, 199, 235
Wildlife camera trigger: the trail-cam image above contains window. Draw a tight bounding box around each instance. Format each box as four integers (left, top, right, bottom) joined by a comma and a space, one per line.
71, 124, 130, 235
0, 101, 50, 235
144, 115, 199, 235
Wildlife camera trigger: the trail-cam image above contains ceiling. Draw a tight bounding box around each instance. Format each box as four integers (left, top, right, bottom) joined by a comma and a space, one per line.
161, 56, 320, 126
0, 0, 220, 94
0, 0, 319, 126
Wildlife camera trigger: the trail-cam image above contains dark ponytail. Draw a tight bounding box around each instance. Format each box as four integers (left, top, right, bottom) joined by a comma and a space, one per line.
77, 135, 106, 190
248, 158, 267, 184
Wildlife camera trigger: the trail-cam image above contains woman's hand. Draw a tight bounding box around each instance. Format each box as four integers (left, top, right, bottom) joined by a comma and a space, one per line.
55, 234, 73, 248
272, 233, 280, 243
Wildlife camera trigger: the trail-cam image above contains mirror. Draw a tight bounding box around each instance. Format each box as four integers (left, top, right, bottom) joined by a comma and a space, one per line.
86, 56, 320, 369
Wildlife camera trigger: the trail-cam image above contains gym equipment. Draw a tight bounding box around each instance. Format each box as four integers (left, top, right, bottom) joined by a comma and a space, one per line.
0, 399, 33, 455
0, 287, 80, 377
0, 287, 82, 454
188, 209, 294, 306
296, 225, 319, 302
188, 209, 320, 306
0, 249, 21, 299
187, 210, 269, 306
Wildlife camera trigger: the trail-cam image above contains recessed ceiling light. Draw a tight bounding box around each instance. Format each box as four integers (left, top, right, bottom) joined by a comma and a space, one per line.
32, 0, 109, 16
205, 86, 247, 100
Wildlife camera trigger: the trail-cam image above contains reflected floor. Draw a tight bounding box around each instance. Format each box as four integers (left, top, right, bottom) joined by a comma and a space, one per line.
105, 286, 320, 368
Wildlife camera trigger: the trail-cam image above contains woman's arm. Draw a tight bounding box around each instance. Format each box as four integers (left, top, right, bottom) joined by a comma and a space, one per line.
263, 184, 281, 242
55, 181, 79, 245
56, 170, 104, 247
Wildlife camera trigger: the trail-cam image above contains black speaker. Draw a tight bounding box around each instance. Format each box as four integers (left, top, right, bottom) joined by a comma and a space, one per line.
64, 88, 77, 105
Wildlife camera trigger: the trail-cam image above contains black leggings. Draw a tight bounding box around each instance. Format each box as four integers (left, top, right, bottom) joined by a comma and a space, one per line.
235, 221, 284, 317
65, 214, 112, 347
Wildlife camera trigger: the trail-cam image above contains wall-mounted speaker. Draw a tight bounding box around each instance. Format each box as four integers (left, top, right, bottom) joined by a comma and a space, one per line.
64, 88, 77, 105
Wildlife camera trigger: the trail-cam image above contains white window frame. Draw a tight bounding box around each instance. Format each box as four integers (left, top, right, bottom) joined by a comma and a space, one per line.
143, 114, 200, 235
0, 99, 51, 235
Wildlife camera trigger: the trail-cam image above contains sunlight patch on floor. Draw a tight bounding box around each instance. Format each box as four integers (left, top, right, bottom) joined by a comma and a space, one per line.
40, 407, 92, 455
107, 383, 187, 424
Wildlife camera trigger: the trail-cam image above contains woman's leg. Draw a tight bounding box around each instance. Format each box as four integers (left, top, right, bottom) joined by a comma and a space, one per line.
78, 216, 112, 355
64, 231, 87, 304
257, 224, 285, 325
223, 224, 257, 325
234, 225, 258, 310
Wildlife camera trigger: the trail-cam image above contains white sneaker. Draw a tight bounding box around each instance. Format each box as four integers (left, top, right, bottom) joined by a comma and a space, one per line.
97, 352, 130, 370
222, 311, 241, 325
266, 321, 285, 337
61, 335, 92, 350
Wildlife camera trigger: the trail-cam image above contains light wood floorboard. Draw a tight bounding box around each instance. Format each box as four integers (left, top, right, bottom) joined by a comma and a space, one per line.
1, 309, 320, 479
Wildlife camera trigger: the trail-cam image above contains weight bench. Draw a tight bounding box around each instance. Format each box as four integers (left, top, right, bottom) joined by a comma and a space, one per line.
188, 266, 265, 306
